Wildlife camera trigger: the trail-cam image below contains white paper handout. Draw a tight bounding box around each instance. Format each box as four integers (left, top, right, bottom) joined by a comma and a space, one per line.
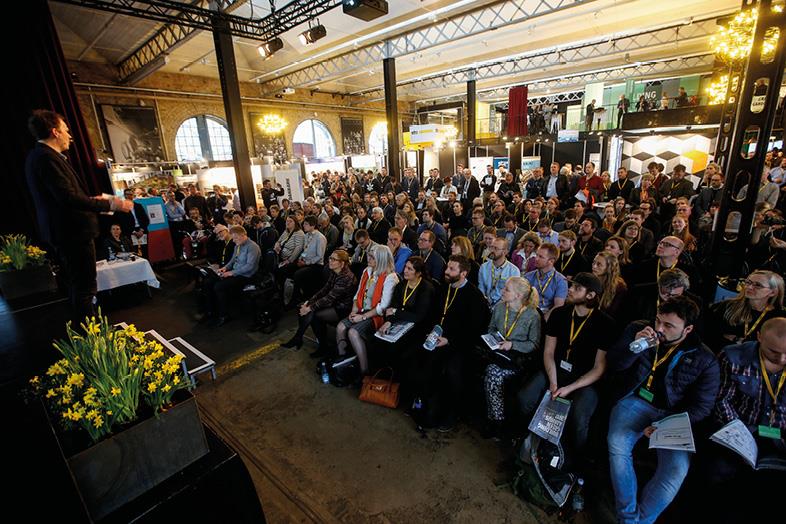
481, 331, 505, 351
374, 321, 415, 343
710, 419, 758, 468
648, 412, 696, 452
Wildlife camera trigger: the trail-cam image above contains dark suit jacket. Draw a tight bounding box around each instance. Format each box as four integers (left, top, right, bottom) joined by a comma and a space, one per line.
460, 176, 481, 205
629, 186, 659, 207
400, 225, 419, 251
401, 176, 420, 201
25, 142, 111, 245
117, 202, 150, 237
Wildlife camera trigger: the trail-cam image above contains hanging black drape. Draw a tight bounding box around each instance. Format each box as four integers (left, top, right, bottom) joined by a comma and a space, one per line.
0, 0, 110, 240
506, 85, 529, 138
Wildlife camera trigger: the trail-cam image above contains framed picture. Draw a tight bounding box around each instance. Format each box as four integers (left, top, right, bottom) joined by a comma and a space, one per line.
341, 117, 365, 155
99, 105, 164, 163
249, 112, 288, 164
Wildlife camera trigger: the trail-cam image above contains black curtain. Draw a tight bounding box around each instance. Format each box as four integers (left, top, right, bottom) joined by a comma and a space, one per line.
1, 0, 111, 240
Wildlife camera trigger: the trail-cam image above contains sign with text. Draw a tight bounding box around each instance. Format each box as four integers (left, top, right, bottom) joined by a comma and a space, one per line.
408, 124, 458, 144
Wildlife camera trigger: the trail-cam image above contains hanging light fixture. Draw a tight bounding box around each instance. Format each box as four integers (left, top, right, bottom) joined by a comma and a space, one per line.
257, 114, 287, 135
299, 20, 327, 46
257, 38, 284, 59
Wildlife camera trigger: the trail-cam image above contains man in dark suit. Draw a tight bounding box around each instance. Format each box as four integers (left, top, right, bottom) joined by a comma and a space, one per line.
25, 109, 133, 319
659, 164, 695, 222
400, 167, 420, 201
460, 168, 481, 209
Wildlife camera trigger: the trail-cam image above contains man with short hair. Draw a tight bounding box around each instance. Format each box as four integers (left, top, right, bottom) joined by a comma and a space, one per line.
417, 209, 448, 255
537, 219, 559, 246
576, 217, 604, 260
478, 237, 520, 306
578, 162, 605, 203
388, 227, 412, 274
557, 230, 587, 279
525, 167, 546, 200
401, 167, 420, 201
694, 172, 724, 217
628, 210, 657, 256
418, 229, 446, 280
659, 164, 695, 222
25, 109, 133, 320
524, 243, 569, 319
202, 225, 261, 326
368, 206, 390, 244
207, 185, 228, 224
260, 179, 285, 209
519, 272, 613, 467
350, 229, 375, 278
637, 199, 661, 239
546, 162, 569, 204
481, 165, 497, 197
184, 183, 210, 220
609, 167, 634, 201
498, 214, 525, 256
424, 168, 443, 196
318, 213, 340, 257
460, 168, 481, 208
554, 209, 580, 234
467, 210, 487, 251
478, 226, 498, 264
607, 296, 720, 524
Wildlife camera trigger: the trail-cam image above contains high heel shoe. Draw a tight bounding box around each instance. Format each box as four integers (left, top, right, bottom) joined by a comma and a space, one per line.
281, 337, 303, 350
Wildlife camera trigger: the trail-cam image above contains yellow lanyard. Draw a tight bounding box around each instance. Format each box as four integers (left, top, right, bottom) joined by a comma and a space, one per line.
744, 307, 772, 338
536, 270, 555, 296
470, 230, 480, 244
759, 349, 786, 423
222, 240, 231, 261
560, 250, 575, 273
566, 309, 594, 360
504, 305, 526, 339
646, 342, 681, 390
402, 279, 421, 306
657, 260, 677, 280
579, 241, 588, 255
423, 249, 432, 262
441, 285, 460, 324
491, 262, 505, 288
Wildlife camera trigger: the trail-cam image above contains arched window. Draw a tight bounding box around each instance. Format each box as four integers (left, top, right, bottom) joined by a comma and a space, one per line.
175, 115, 233, 162
369, 121, 388, 156
293, 119, 336, 159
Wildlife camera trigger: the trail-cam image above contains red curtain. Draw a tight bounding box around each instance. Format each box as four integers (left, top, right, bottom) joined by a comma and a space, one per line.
1, 0, 110, 238
506, 85, 528, 138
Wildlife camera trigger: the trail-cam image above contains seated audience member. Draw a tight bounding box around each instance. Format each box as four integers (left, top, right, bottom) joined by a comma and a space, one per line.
335, 245, 399, 377
387, 227, 412, 274
339, 215, 357, 253
482, 277, 542, 439
447, 200, 470, 238
607, 297, 720, 524
354, 205, 372, 231
274, 216, 306, 277
518, 273, 612, 469
201, 225, 261, 326
182, 207, 210, 259
701, 318, 786, 491
553, 208, 580, 234
478, 237, 521, 306
408, 255, 490, 431
477, 226, 499, 264
450, 236, 480, 285
629, 236, 697, 306
536, 219, 559, 246
418, 208, 448, 255
291, 215, 327, 304
206, 224, 235, 267
604, 235, 632, 280
576, 216, 604, 260
318, 213, 340, 257
416, 229, 446, 281
101, 223, 132, 260
368, 206, 391, 245
511, 232, 541, 273
557, 230, 587, 279
591, 250, 628, 318
617, 219, 647, 264
705, 270, 785, 352
466, 209, 487, 251
350, 229, 375, 278
249, 215, 278, 254
269, 204, 285, 234
282, 249, 357, 357
377, 256, 436, 371
669, 215, 697, 262
524, 243, 569, 320
497, 214, 525, 254
395, 211, 419, 251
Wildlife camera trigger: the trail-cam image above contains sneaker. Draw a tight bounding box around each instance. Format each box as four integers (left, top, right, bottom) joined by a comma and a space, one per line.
331, 355, 357, 368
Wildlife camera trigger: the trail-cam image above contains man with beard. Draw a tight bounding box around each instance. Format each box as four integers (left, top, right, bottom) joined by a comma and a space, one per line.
481, 165, 497, 199
606, 296, 719, 524
409, 255, 490, 431
518, 272, 612, 470
524, 242, 568, 320
478, 237, 520, 307
557, 230, 587, 279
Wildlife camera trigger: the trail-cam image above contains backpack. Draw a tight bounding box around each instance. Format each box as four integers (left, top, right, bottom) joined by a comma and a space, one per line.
511, 434, 575, 510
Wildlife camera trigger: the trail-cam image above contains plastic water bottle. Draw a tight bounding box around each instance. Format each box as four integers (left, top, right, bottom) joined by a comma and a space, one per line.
108, 247, 116, 261
320, 362, 330, 384
423, 325, 443, 351
572, 478, 585, 512
413, 397, 423, 410
629, 334, 660, 353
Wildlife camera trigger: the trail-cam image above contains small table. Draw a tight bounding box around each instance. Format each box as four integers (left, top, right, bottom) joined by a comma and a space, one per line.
96, 258, 160, 293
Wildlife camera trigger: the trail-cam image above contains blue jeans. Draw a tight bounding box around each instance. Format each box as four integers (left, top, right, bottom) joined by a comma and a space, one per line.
607, 394, 691, 524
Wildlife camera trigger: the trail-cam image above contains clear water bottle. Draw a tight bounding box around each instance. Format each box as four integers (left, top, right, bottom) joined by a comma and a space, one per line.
413, 397, 423, 410
423, 325, 443, 351
572, 477, 585, 512
107, 246, 116, 261
320, 362, 330, 384
629, 334, 660, 353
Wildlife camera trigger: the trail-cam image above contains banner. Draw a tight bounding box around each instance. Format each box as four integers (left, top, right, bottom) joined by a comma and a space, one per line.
469, 156, 494, 180
521, 156, 541, 171
274, 169, 305, 204
408, 124, 458, 144
136, 196, 174, 263
493, 157, 509, 176
557, 129, 579, 143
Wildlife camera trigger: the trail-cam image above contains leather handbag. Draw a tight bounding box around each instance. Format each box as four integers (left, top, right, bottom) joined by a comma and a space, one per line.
358, 368, 400, 408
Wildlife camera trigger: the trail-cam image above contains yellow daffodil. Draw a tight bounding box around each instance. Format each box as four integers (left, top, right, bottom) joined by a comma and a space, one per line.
29, 376, 40, 386
173, 375, 180, 385
147, 382, 157, 393
93, 415, 103, 428
66, 373, 85, 388
45, 389, 57, 398
111, 386, 121, 396
162, 384, 172, 393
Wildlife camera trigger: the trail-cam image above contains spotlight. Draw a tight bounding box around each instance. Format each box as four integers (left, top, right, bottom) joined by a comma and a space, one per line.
299, 23, 327, 46
343, 0, 388, 21
258, 38, 284, 59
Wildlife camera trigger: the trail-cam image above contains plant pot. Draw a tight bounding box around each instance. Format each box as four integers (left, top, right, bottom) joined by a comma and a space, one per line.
53, 390, 209, 520
0, 264, 57, 301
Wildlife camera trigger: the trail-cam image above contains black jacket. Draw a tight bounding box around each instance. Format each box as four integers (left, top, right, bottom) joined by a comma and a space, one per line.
25, 143, 111, 244
117, 201, 150, 237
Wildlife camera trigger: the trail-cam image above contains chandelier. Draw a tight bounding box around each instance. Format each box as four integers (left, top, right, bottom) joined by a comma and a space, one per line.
257, 114, 287, 135
710, 6, 782, 63
706, 75, 729, 105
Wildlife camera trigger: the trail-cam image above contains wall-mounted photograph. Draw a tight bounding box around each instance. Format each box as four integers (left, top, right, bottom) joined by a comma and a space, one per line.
341, 117, 365, 155
100, 105, 165, 163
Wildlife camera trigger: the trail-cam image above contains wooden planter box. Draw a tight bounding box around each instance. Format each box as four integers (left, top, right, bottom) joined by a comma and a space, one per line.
0, 264, 57, 301
54, 391, 209, 521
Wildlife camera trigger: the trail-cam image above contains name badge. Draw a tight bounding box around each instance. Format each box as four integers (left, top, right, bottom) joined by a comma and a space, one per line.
638, 387, 654, 403
559, 360, 573, 372
758, 425, 782, 439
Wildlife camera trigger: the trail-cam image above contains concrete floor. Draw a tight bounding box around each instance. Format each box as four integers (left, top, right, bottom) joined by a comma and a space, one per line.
101, 266, 583, 523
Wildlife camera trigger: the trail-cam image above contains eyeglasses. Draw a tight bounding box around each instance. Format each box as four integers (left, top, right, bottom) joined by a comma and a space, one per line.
658, 240, 679, 250
744, 279, 768, 289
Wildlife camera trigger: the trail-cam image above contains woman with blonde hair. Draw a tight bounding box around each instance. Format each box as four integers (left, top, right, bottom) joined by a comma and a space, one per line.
591, 250, 628, 317
335, 244, 399, 377
706, 270, 785, 351
482, 276, 542, 439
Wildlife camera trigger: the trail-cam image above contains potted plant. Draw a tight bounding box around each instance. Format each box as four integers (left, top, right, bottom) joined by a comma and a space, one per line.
0, 234, 57, 300
29, 313, 209, 520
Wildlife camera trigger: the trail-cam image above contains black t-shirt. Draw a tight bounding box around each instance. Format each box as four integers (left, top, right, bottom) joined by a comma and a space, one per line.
546, 305, 614, 386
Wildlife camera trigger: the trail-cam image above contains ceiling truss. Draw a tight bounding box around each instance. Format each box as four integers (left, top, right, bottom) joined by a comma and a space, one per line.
258, 0, 598, 94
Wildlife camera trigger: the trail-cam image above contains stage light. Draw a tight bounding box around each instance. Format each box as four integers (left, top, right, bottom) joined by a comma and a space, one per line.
343, 0, 388, 21
258, 38, 284, 59
299, 23, 327, 46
